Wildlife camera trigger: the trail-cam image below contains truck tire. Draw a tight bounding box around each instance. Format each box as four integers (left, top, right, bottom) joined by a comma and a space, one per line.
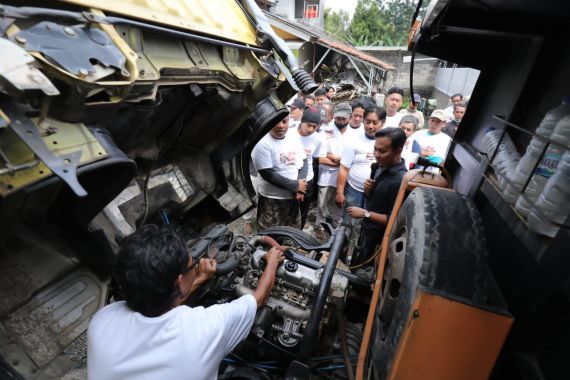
258, 226, 321, 249
372, 187, 489, 379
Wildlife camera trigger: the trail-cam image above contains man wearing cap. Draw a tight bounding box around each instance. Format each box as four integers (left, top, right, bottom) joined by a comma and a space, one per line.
406, 109, 452, 173
251, 115, 308, 230
399, 93, 425, 129
288, 98, 305, 128
315, 102, 353, 231
289, 106, 324, 229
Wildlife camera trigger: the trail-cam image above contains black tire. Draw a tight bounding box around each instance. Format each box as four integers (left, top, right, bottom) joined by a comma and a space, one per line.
258, 226, 321, 249
371, 187, 489, 379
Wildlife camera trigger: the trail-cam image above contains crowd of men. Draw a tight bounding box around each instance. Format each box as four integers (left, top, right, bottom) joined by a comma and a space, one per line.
249, 87, 468, 267
86, 87, 468, 379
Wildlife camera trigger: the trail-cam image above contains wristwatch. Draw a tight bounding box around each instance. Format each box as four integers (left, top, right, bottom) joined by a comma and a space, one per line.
364, 210, 371, 219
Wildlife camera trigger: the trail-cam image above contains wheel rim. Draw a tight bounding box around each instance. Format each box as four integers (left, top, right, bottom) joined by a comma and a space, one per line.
378, 225, 407, 339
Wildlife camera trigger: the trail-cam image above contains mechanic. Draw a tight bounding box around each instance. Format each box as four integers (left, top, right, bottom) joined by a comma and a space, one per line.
347, 127, 407, 267
88, 224, 284, 380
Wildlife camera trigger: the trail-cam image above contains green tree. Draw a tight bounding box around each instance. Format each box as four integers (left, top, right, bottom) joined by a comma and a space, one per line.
323, 8, 351, 40
348, 0, 393, 46
378, 0, 419, 46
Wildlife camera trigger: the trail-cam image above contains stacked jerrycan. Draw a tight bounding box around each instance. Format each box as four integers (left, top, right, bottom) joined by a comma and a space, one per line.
527, 151, 570, 237
502, 96, 570, 206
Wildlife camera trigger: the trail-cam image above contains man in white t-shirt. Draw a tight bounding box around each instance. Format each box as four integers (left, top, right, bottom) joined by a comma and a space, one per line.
251, 115, 308, 230
289, 106, 323, 228
443, 93, 463, 122
88, 224, 284, 380
383, 87, 404, 128
407, 109, 452, 173
316, 102, 352, 229
336, 106, 386, 219
288, 97, 305, 128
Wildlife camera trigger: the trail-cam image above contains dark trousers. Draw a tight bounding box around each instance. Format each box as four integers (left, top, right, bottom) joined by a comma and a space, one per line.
351, 227, 383, 267
300, 179, 314, 228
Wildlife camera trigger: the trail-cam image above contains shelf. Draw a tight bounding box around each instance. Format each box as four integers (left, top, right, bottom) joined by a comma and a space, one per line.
479, 174, 551, 261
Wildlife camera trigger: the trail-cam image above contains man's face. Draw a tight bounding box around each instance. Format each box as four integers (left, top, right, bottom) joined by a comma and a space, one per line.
374, 136, 399, 167
327, 88, 334, 99
289, 106, 303, 121
385, 93, 403, 115
270, 117, 289, 139
299, 122, 318, 136
399, 122, 415, 137
315, 95, 327, 105
451, 96, 462, 106
350, 107, 364, 128
364, 112, 384, 137
334, 116, 349, 127
305, 98, 315, 107
428, 117, 446, 134
453, 106, 466, 122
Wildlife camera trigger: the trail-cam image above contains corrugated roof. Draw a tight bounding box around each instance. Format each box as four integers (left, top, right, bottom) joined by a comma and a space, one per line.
317, 37, 395, 71
264, 11, 394, 71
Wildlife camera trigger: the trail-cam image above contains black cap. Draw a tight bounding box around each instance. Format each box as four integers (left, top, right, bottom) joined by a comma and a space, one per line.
291, 98, 306, 109
301, 106, 321, 124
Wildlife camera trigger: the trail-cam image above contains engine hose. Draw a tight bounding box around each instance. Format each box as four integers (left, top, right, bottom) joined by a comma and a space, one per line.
247, 235, 284, 250
338, 310, 355, 380
215, 255, 240, 276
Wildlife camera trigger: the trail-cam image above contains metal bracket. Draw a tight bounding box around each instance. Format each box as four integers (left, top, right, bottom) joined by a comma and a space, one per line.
1, 101, 87, 197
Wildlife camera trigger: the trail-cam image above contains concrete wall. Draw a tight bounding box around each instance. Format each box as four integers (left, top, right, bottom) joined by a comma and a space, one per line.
358, 47, 440, 99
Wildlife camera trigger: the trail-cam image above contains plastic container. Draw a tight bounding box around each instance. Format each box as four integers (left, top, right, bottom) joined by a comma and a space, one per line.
527, 151, 570, 238
483, 129, 520, 191
515, 113, 570, 217
502, 96, 570, 204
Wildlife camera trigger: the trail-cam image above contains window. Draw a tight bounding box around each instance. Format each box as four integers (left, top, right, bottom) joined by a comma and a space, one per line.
304, 3, 318, 19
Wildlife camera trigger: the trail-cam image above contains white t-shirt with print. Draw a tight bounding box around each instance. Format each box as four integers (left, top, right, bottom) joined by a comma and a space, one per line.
289, 128, 323, 182
384, 112, 403, 129
251, 133, 306, 199
88, 295, 257, 380
318, 123, 350, 187
408, 129, 452, 173
340, 131, 376, 192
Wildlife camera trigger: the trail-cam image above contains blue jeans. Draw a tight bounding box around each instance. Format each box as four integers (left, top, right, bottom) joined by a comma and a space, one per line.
343, 183, 365, 224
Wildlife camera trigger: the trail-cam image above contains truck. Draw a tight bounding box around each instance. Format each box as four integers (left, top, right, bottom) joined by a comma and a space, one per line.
0, 0, 567, 379
354, 0, 569, 379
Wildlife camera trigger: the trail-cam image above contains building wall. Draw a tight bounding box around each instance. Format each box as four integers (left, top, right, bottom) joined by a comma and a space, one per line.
358, 47, 440, 99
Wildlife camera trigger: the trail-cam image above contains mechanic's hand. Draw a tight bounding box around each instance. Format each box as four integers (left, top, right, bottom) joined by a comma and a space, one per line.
196, 258, 216, 281
335, 192, 345, 207
263, 247, 284, 269
297, 179, 307, 194
347, 206, 366, 219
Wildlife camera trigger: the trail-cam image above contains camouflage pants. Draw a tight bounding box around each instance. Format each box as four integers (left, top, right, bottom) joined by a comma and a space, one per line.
257, 195, 301, 231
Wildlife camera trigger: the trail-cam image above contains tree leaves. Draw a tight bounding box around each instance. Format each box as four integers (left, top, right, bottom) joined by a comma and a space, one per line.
324, 0, 427, 46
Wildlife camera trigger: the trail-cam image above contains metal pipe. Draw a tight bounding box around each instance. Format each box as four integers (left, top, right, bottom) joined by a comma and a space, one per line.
297, 225, 347, 362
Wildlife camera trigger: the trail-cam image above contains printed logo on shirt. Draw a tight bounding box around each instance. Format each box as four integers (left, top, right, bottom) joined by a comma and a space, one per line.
304, 148, 313, 156
325, 129, 335, 138
280, 151, 297, 165
366, 152, 375, 160
420, 145, 436, 157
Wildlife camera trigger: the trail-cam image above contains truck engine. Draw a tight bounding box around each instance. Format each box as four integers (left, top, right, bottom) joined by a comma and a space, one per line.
186, 225, 354, 370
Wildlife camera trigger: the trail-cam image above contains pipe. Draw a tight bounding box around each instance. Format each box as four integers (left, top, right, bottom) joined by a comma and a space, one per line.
338, 310, 355, 380
239, 0, 318, 93
247, 235, 284, 250
215, 255, 240, 275
297, 225, 347, 362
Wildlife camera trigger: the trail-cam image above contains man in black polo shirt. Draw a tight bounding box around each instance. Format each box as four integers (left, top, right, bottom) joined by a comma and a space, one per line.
347, 127, 407, 267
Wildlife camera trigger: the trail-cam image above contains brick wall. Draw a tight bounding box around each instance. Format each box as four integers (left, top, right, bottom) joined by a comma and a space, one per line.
358, 47, 440, 100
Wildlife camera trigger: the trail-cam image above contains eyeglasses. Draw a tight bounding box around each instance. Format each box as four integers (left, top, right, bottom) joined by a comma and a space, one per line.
182, 256, 200, 275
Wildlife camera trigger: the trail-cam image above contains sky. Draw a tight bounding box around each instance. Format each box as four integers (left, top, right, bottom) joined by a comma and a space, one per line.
325, 0, 359, 19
